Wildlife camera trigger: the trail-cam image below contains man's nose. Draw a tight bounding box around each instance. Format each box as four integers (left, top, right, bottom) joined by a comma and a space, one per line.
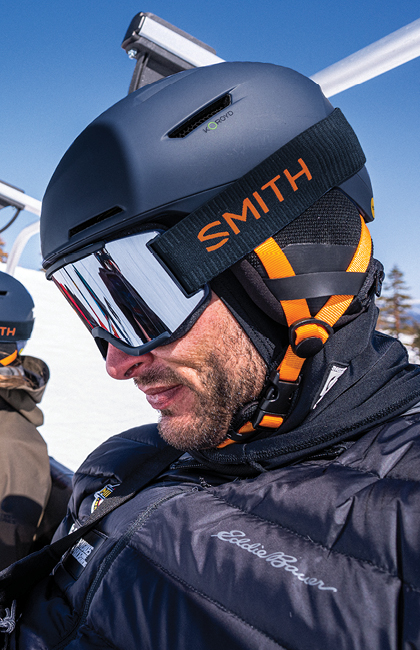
106, 343, 153, 380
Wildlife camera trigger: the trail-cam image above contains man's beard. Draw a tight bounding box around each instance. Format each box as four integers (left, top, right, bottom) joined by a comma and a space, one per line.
134, 327, 266, 451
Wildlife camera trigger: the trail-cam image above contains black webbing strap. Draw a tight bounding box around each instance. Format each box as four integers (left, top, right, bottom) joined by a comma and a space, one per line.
264, 271, 367, 301
0, 444, 181, 609
151, 108, 366, 295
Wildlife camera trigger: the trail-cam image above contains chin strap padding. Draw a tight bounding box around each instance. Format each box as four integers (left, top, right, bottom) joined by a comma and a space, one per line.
217, 215, 371, 448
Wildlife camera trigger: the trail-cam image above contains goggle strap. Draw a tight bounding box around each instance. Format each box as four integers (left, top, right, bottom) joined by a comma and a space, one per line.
151, 108, 367, 295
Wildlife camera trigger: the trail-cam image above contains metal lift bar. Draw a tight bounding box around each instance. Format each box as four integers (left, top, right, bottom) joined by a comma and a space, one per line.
122, 13, 420, 97
122, 13, 223, 92
0, 181, 41, 276
5, 220, 40, 276
311, 18, 420, 97
0, 180, 41, 216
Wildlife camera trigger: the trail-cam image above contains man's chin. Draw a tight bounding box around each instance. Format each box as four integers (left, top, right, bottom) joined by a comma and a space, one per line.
157, 413, 228, 451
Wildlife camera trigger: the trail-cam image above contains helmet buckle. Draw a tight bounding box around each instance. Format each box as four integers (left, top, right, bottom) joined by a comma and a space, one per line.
252, 369, 301, 430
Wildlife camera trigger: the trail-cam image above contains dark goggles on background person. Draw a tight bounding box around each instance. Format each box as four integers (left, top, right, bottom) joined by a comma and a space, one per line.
47, 230, 210, 357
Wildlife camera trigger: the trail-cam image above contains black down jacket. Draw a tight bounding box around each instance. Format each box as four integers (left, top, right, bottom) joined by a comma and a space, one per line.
10, 309, 420, 649
11, 411, 420, 650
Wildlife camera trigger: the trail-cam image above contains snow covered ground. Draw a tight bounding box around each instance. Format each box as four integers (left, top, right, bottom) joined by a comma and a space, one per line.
1, 263, 158, 472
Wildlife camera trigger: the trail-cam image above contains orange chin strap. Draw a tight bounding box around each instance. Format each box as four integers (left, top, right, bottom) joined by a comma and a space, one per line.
218, 215, 372, 448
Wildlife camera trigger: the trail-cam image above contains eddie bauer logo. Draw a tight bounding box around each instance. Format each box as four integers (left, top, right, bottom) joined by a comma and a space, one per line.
211, 529, 337, 592
198, 157, 312, 252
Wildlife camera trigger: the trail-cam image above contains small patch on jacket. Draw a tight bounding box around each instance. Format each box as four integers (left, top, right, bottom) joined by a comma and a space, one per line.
63, 529, 107, 580
91, 482, 120, 513
71, 538, 94, 567
313, 363, 348, 409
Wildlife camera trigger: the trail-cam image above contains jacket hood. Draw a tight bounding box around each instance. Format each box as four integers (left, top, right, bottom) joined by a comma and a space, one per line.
0, 355, 50, 426
191, 303, 420, 475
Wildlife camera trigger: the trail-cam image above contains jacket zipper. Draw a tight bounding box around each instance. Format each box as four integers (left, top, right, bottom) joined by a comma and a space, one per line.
53, 488, 183, 649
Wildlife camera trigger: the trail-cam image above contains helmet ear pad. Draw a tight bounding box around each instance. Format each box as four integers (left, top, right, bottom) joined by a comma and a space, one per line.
233, 189, 373, 326
212, 189, 377, 366
210, 269, 289, 368
0, 342, 19, 366
230, 257, 288, 325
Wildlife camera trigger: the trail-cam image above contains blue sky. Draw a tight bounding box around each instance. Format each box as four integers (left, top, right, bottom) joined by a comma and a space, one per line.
1, 1, 420, 297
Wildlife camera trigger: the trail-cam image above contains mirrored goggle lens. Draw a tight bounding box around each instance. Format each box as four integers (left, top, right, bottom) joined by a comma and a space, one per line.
50, 230, 207, 354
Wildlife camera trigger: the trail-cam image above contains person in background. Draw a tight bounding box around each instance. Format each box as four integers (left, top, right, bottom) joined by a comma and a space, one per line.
0, 271, 51, 569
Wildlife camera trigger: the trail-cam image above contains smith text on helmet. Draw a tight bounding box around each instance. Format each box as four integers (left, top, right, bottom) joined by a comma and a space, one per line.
198, 157, 312, 252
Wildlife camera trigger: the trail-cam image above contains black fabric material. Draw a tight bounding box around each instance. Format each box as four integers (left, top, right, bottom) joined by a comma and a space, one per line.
8, 290, 420, 648
190, 302, 420, 475
264, 271, 366, 300
266, 242, 357, 273
210, 269, 288, 367
337, 257, 384, 324
211, 255, 382, 370
267, 188, 361, 248
0, 344, 16, 359
151, 109, 366, 294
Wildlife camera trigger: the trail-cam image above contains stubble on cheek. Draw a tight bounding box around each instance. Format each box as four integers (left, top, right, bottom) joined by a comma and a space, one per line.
158, 353, 232, 450
156, 327, 266, 451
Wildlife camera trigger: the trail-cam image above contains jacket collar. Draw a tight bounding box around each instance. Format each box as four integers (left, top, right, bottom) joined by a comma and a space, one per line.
191, 303, 420, 474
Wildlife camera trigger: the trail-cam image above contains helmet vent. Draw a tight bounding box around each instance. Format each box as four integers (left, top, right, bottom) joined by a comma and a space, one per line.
168, 94, 231, 138
69, 206, 124, 238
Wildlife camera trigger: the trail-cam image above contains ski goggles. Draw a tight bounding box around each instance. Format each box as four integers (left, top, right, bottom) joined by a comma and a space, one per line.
47, 230, 210, 357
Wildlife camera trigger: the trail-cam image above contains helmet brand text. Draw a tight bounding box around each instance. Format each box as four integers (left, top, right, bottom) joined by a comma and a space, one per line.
0, 327, 16, 337
198, 157, 312, 251
203, 111, 234, 132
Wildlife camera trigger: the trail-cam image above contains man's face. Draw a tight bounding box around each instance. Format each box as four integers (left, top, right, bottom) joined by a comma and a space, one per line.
106, 294, 266, 450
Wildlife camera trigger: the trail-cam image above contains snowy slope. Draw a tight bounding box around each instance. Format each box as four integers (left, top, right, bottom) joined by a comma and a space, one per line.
1, 264, 158, 471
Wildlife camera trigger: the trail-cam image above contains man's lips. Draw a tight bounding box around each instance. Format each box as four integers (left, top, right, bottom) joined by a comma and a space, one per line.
141, 384, 185, 410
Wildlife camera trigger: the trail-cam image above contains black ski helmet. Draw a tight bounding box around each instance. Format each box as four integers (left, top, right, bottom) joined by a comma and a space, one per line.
0, 271, 34, 364
40, 62, 374, 268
